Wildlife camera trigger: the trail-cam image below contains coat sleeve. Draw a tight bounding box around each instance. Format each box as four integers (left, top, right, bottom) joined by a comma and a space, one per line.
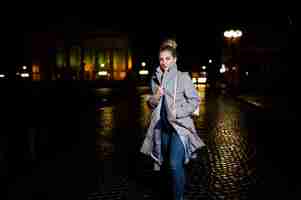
147, 77, 161, 109
176, 72, 200, 119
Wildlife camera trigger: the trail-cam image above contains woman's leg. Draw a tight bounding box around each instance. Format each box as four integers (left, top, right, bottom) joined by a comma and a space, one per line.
160, 131, 172, 199
169, 132, 185, 200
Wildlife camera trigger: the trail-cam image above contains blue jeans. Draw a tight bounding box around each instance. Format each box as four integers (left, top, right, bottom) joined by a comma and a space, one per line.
161, 128, 185, 200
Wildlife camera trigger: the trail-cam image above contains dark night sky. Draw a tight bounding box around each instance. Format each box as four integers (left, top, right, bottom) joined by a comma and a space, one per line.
5, 6, 295, 72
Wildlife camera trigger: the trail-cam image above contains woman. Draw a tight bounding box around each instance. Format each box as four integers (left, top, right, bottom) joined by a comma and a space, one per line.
140, 43, 205, 200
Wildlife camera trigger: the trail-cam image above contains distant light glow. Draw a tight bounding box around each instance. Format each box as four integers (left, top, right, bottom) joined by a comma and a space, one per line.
224, 29, 243, 38
22, 66, 27, 70
85, 64, 93, 71
21, 73, 30, 77
192, 77, 197, 84
32, 64, 40, 73
202, 65, 206, 70
0, 74, 5, 78
141, 62, 146, 67
224, 31, 231, 38
198, 77, 207, 83
209, 59, 212, 63
220, 64, 226, 73
235, 30, 242, 37
98, 71, 108, 76
100, 63, 105, 68
128, 54, 133, 70
139, 70, 149, 75
120, 72, 126, 79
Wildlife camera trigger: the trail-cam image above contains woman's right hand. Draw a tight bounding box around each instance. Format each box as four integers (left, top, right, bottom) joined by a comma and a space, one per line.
155, 86, 164, 99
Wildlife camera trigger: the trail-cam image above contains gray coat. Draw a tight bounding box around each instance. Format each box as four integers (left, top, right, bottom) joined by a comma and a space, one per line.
140, 64, 205, 170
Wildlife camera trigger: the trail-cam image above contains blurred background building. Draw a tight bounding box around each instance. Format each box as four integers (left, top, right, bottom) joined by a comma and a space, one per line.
19, 31, 132, 81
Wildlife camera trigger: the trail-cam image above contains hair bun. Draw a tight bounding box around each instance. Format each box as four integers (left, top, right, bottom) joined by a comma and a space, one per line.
160, 39, 177, 49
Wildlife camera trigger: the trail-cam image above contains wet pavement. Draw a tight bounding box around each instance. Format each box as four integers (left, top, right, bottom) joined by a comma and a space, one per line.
92, 84, 301, 199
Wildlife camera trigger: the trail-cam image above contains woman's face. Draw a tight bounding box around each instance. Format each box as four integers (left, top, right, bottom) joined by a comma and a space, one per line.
159, 50, 176, 71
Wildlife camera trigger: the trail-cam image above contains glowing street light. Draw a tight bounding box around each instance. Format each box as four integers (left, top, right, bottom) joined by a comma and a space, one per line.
100, 63, 105, 68
22, 65, 27, 70
139, 61, 149, 75
220, 64, 226, 74
202, 65, 206, 70
198, 77, 207, 83
98, 71, 108, 76
209, 59, 212, 63
21, 73, 30, 77
224, 29, 243, 39
139, 70, 149, 75
235, 30, 242, 37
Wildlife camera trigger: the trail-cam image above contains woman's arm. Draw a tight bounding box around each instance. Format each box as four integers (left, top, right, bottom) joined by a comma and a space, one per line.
147, 78, 162, 109
176, 72, 200, 119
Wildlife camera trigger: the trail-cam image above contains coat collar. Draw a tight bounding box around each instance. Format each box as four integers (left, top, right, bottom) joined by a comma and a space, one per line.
154, 63, 178, 85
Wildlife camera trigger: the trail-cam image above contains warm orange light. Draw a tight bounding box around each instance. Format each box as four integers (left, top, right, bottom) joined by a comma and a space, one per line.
120, 72, 126, 79
32, 64, 40, 73
32, 74, 40, 80
127, 55, 132, 70
84, 64, 93, 71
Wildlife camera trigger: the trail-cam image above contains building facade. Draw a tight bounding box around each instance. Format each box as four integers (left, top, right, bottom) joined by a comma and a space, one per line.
29, 31, 132, 80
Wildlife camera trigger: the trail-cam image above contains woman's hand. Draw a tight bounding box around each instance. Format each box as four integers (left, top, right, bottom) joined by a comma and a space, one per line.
158, 86, 164, 96
155, 86, 164, 99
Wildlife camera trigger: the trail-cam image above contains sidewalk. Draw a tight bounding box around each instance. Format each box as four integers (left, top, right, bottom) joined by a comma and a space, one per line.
236, 93, 274, 109
234, 92, 294, 113
235, 91, 300, 198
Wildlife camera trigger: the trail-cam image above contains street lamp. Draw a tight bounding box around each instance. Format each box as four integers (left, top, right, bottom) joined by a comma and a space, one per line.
223, 29, 243, 92
224, 29, 243, 39
139, 61, 149, 76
